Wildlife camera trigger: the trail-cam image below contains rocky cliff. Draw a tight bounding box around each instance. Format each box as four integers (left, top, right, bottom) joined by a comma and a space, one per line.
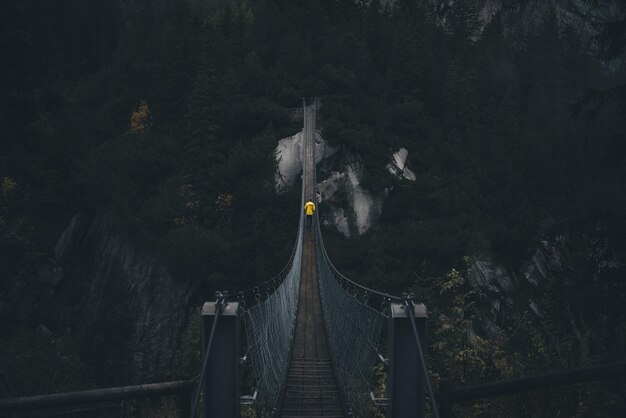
54, 214, 200, 383
431, 0, 625, 66
467, 219, 625, 366
0, 213, 201, 399
276, 132, 416, 237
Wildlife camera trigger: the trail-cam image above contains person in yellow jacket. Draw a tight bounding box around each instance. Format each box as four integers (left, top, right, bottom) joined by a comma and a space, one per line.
304, 200, 316, 228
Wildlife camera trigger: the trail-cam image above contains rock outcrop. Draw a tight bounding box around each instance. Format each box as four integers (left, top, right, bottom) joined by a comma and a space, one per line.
467, 223, 625, 357
3, 213, 201, 388
431, 0, 625, 67
276, 134, 415, 237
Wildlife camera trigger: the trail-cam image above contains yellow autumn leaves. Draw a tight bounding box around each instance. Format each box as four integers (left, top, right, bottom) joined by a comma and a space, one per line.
1, 177, 17, 196
130, 100, 152, 135
1, 177, 17, 226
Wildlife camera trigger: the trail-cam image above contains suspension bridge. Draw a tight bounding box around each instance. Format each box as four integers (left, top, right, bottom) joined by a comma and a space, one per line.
2, 98, 626, 417
199, 99, 431, 418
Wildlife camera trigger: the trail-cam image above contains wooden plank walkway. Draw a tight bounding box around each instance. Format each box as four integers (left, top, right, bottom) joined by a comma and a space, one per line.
281, 104, 344, 418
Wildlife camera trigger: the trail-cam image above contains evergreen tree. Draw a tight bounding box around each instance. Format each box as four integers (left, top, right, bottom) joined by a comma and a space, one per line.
446, 0, 481, 53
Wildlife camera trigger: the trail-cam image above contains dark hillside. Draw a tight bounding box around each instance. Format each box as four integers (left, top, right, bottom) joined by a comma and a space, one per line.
1, 0, 625, 415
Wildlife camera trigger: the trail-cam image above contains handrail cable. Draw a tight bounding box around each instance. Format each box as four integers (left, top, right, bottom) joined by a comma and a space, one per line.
234, 229, 300, 310
190, 294, 225, 418
311, 95, 402, 415
237, 103, 308, 414
405, 298, 440, 418
316, 218, 392, 416
317, 231, 402, 314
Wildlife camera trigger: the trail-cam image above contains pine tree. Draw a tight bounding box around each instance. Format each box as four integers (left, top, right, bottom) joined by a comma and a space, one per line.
154, 0, 195, 131
185, 51, 221, 162
446, 0, 481, 53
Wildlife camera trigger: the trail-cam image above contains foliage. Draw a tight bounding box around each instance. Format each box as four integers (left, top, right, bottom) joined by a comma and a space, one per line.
1, 177, 17, 196
129, 100, 152, 135
1, 0, 625, 414
414, 257, 626, 417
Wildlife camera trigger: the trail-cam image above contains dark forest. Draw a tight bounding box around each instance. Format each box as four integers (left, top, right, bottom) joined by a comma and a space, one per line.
1, 0, 625, 416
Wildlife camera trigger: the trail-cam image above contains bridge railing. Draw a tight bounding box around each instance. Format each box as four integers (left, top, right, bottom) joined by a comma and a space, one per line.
3, 99, 626, 417
204, 104, 309, 417
234, 173, 305, 416
0, 381, 194, 415
436, 362, 626, 417
309, 96, 438, 417
315, 217, 439, 417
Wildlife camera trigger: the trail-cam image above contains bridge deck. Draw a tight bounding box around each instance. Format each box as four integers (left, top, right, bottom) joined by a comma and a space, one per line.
281, 104, 344, 418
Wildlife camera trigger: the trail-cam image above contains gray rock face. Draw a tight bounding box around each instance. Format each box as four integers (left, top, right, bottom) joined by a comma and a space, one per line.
468, 228, 625, 339
318, 172, 352, 236
36, 324, 53, 340
275, 131, 337, 191
387, 148, 416, 181
316, 163, 384, 237
50, 214, 200, 383
470, 258, 515, 294
276, 134, 416, 236
430, 0, 625, 66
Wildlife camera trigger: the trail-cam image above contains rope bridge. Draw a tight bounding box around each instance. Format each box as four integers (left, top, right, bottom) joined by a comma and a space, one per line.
232, 100, 422, 417
0, 98, 434, 418
234, 134, 306, 414
2, 99, 626, 417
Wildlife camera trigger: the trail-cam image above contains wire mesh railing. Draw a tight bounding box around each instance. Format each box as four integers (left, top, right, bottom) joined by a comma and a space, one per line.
241, 220, 302, 414
315, 220, 401, 417
231, 104, 310, 416
307, 95, 396, 416
240, 197, 304, 415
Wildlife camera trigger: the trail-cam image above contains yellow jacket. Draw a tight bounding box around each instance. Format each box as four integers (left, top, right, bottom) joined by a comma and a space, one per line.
304, 201, 316, 216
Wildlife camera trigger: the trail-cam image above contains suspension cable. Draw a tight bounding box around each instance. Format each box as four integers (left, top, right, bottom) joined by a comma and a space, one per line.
405, 298, 440, 418
235, 104, 309, 415
315, 218, 390, 416
316, 219, 402, 315
190, 294, 225, 418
